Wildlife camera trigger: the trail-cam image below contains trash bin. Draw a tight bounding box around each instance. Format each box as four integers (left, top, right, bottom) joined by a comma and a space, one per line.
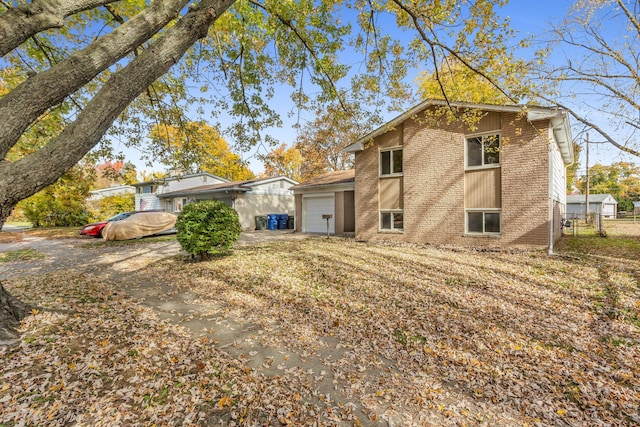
287, 216, 294, 229
255, 215, 267, 230
267, 214, 278, 231
277, 213, 288, 230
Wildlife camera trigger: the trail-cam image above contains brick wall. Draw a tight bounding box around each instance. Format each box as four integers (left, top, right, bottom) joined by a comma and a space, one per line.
354, 109, 553, 248
500, 112, 550, 247
355, 146, 380, 240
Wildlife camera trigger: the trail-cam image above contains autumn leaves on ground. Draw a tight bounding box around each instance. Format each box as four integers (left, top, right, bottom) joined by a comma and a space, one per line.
1, 223, 640, 426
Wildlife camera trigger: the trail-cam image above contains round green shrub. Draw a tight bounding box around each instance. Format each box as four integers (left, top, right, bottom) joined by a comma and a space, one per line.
176, 200, 241, 259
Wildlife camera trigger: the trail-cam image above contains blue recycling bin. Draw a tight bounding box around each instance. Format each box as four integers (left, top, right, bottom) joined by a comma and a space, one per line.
277, 214, 289, 230
267, 214, 278, 231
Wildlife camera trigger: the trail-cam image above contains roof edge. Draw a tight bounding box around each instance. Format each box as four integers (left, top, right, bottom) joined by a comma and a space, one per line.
133, 171, 230, 187
343, 100, 572, 156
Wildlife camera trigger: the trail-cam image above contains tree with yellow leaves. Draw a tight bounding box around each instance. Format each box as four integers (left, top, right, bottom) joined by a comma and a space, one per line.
260, 144, 303, 181
417, 56, 513, 105
149, 121, 253, 181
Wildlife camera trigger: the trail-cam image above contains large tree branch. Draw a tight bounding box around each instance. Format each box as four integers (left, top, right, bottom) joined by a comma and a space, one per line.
248, 0, 348, 111
553, 25, 639, 84
0, 0, 234, 210
557, 73, 640, 112
0, 0, 120, 56
0, 0, 191, 159
616, 0, 640, 40
539, 95, 640, 158
390, 0, 517, 106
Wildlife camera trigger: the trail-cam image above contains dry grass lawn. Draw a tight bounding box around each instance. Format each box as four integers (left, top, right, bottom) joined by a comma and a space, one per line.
1, 221, 639, 426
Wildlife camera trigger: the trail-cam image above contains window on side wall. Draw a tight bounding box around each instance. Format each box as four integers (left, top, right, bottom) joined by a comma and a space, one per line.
466, 210, 501, 234
466, 134, 500, 168
380, 147, 403, 176
140, 185, 156, 194
380, 210, 403, 232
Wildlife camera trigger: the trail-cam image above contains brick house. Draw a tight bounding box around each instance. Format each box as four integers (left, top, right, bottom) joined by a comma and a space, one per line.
344, 100, 573, 250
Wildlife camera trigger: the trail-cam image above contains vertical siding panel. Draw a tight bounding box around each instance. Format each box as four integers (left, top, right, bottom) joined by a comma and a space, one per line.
379, 178, 403, 209
477, 112, 501, 133
378, 125, 403, 148
464, 168, 501, 208
334, 191, 345, 234
343, 191, 355, 232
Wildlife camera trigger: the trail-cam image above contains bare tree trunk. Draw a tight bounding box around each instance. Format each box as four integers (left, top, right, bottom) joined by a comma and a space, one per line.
0, 281, 30, 344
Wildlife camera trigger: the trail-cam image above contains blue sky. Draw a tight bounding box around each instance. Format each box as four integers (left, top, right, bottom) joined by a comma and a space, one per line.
120, 0, 634, 177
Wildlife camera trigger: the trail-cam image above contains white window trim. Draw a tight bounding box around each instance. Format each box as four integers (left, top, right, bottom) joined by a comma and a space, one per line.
379, 209, 404, 233
379, 146, 403, 177
465, 132, 501, 171
465, 208, 502, 236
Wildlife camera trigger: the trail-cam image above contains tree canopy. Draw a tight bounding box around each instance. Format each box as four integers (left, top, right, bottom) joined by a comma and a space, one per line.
293, 102, 367, 181
260, 143, 303, 181
149, 121, 254, 181
417, 56, 512, 105
0, 0, 531, 228
578, 161, 640, 212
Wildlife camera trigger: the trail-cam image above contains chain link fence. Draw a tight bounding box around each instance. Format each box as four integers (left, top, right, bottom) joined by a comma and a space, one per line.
561, 213, 605, 237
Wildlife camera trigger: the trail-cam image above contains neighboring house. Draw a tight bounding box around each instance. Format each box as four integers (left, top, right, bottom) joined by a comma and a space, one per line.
566, 194, 618, 219
343, 99, 574, 249
158, 176, 298, 230
88, 185, 135, 202
292, 170, 355, 235
133, 172, 229, 212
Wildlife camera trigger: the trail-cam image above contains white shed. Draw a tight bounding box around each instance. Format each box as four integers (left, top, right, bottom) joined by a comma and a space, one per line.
566, 194, 618, 219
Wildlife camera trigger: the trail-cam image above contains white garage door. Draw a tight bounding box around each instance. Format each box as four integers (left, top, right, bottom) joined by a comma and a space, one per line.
303, 195, 335, 233
602, 203, 616, 218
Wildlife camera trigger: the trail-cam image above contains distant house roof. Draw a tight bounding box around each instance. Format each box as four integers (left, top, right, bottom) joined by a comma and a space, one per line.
159, 176, 298, 198
89, 185, 135, 195
343, 99, 574, 165
566, 194, 617, 204
132, 172, 229, 187
88, 185, 135, 200
291, 170, 355, 190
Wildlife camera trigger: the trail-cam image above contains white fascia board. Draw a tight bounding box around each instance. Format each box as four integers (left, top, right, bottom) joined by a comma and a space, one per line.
294, 183, 355, 194
549, 114, 574, 166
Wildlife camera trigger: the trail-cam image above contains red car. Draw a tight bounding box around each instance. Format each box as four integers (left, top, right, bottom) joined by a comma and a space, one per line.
79, 212, 134, 238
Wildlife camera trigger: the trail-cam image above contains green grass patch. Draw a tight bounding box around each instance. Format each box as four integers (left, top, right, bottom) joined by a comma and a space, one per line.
0, 248, 45, 262
5, 221, 32, 228
557, 235, 640, 260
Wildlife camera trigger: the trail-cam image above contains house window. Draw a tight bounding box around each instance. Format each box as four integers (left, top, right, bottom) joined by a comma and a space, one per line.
380, 147, 403, 176
138, 185, 156, 194
175, 198, 187, 212
466, 134, 500, 168
466, 210, 501, 234
380, 210, 403, 231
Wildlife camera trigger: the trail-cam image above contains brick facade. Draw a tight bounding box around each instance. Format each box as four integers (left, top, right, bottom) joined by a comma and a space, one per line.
355, 108, 559, 248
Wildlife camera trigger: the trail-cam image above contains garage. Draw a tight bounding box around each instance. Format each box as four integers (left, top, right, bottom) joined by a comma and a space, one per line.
292, 170, 355, 236
303, 194, 335, 234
